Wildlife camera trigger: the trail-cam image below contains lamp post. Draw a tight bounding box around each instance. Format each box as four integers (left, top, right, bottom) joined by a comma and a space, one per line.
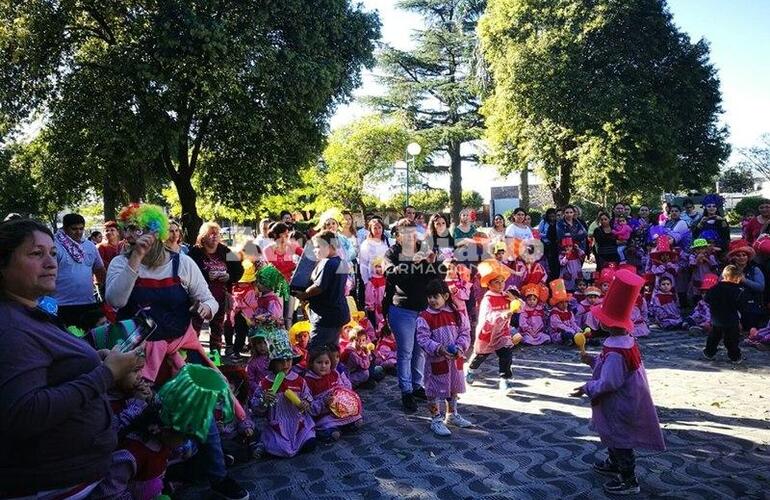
394, 142, 422, 207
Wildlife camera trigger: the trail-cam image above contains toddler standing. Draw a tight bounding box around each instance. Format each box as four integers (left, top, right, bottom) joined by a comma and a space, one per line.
703, 266, 745, 364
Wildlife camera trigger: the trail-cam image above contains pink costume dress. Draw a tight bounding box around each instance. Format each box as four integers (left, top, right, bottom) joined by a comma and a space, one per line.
522, 262, 547, 286
577, 298, 602, 331
582, 335, 666, 453
674, 249, 690, 295
305, 369, 362, 430
253, 371, 316, 457
344, 346, 371, 387
518, 304, 550, 345
364, 275, 386, 332
373, 334, 397, 369
255, 291, 284, 323
649, 261, 677, 287
687, 299, 711, 330
559, 249, 585, 291
549, 308, 581, 344
650, 291, 682, 328
474, 291, 513, 355
247, 354, 270, 398
446, 276, 471, 322
688, 253, 717, 298
631, 297, 650, 337
415, 306, 471, 400
230, 282, 259, 323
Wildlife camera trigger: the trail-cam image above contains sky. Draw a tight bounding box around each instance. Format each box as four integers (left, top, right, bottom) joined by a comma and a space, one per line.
330, 0, 770, 199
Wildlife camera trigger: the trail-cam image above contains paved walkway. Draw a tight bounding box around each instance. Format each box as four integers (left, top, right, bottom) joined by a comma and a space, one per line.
181, 330, 770, 499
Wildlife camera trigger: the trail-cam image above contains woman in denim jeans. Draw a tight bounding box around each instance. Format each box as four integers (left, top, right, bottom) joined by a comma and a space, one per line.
383, 219, 444, 413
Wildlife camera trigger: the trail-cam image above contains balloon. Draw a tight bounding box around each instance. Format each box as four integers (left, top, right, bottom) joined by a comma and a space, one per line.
574, 329, 588, 353
366, 342, 376, 352
269, 371, 286, 395
510, 299, 522, 313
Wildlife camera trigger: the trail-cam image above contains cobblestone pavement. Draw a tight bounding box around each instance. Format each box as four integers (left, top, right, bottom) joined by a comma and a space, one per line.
180, 329, 770, 499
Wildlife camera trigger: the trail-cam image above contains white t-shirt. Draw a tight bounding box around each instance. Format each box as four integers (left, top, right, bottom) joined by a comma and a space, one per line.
505, 223, 534, 240
55, 238, 104, 306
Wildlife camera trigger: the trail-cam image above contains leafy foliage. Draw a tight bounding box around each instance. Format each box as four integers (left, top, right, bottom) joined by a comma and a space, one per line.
719, 166, 755, 194
371, 0, 486, 222
737, 134, 770, 182
1, 0, 381, 240
734, 196, 768, 217
479, 0, 730, 206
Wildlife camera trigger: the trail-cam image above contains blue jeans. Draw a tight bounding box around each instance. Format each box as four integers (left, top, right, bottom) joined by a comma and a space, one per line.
388, 305, 425, 394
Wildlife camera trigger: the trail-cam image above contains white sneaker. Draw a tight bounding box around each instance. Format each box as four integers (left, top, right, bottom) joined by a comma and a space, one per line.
498, 378, 511, 393
430, 417, 452, 436
445, 413, 473, 428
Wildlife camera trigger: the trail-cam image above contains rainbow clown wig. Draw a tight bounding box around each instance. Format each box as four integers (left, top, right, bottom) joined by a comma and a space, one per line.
117, 203, 170, 241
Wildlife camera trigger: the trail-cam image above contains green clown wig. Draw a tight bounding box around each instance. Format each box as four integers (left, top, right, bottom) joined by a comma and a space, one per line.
256, 264, 290, 300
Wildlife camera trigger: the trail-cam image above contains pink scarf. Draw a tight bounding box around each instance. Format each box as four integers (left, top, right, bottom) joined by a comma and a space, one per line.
56, 229, 85, 263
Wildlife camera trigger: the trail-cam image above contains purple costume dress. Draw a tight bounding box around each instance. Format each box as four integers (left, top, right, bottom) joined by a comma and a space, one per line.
687, 299, 711, 330
748, 320, 770, 347
631, 298, 649, 337
305, 370, 362, 431
253, 371, 316, 457
577, 299, 602, 331
247, 354, 270, 398
519, 304, 550, 345
344, 346, 371, 387
582, 335, 666, 452
674, 250, 690, 296
550, 308, 581, 344
650, 291, 683, 328
688, 253, 717, 298
415, 306, 471, 400
649, 261, 677, 287
559, 249, 585, 291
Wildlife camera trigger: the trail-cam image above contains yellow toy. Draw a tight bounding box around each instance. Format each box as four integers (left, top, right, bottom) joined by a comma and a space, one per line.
574, 328, 590, 353
284, 389, 303, 408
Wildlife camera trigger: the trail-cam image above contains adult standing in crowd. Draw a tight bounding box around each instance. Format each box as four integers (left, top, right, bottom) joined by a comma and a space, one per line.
453, 208, 477, 244
426, 213, 455, 256
743, 199, 770, 245
97, 220, 122, 270
538, 208, 560, 280
694, 195, 730, 250
280, 210, 295, 229
505, 208, 534, 241
165, 219, 189, 255
263, 222, 301, 327
106, 205, 249, 499
489, 213, 507, 244
663, 205, 691, 248
727, 239, 766, 330
556, 205, 588, 251
188, 222, 244, 354
0, 219, 143, 498
680, 198, 702, 228
54, 213, 106, 330
254, 218, 273, 250
593, 211, 619, 270
359, 217, 390, 289
384, 219, 442, 413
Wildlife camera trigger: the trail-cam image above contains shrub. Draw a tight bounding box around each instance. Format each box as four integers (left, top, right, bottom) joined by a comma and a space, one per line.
733, 196, 769, 217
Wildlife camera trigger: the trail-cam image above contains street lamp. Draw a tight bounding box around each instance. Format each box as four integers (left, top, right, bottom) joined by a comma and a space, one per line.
394, 142, 422, 207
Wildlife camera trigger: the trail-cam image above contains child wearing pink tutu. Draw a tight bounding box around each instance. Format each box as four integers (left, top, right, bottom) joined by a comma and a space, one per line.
685, 273, 717, 335
518, 283, 550, 345
305, 348, 363, 442
251, 332, 316, 458
416, 279, 472, 436
650, 276, 684, 330
559, 237, 585, 291
549, 279, 581, 345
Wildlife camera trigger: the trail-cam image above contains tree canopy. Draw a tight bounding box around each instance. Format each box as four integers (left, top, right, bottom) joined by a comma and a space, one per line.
479, 0, 730, 206
1, 0, 380, 239
372, 0, 486, 222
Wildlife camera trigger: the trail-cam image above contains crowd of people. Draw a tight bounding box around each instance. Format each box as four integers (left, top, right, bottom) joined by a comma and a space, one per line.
1, 193, 768, 498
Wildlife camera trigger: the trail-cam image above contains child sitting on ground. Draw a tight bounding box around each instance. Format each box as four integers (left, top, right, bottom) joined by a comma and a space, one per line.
688, 239, 718, 301
251, 331, 316, 458
518, 283, 550, 345
573, 269, 665, 496
650, 276, 684, 330
577, 286, 603, 334
631, 295, 650, 338
685, 274, 717, 335
246, 330, 270, 398
703, 265, 745, 364
549, 279, 582, 345
305, 348, 363, 442
373, 324, 397, 374
416, 279, 473, 436
344, 327, 374, 389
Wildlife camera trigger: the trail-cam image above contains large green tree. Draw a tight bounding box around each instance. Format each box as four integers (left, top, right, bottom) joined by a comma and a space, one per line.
1, 0, 380, 239
372, 0, 485, 223
479, 0, 729, 206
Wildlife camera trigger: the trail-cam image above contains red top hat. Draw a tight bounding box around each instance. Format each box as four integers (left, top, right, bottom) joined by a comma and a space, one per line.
560, 237, 574, 248
650, 236, 675, 260
618, 263, 637, 275
595, 266, 616, 286
700, 273, 719, 291
727, 238, 755, 259
591, 269, 645, 332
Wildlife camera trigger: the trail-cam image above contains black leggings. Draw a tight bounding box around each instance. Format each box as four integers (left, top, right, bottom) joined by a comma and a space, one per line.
705, 324, 741, 361
608, 448, 636, 479
469, 346, 513, 379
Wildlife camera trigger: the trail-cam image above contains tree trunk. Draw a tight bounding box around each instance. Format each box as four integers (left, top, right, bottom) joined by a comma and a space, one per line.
550, 158, 572, 207
174, 174, 202, 244
125, 173, 146, 203
102, 176, 119, 222
520, 167, 530, 210
449, 141, 463, 223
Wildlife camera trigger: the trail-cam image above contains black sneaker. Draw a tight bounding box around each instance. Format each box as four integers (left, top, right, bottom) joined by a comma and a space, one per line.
730, 354, 745, 365
702, 348, 716, 361
603, 477, 640, 495
412, 386, 428, 400
402, 393, 418, 413
593, 458, 620, 476
212, 475, 249, 500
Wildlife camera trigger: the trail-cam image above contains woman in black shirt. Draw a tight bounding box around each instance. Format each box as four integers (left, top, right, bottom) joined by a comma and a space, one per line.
593, 211, 619, 271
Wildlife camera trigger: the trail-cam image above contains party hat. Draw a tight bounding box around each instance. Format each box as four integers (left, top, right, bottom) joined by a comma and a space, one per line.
548, 279, 571, 306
